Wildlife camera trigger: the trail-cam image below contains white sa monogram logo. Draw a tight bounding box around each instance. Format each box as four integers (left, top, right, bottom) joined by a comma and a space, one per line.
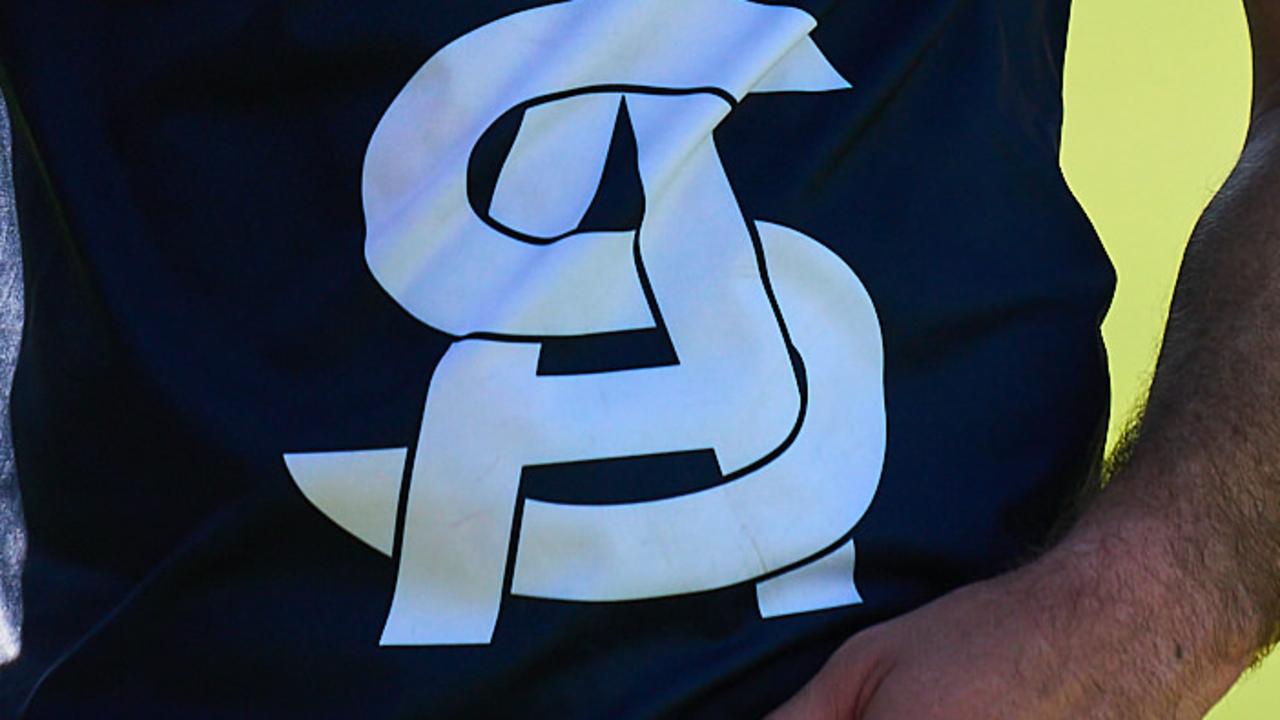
285, 0, 886, 646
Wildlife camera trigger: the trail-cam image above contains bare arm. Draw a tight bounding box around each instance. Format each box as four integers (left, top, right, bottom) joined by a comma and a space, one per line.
773, 3, 1280, 717
1248, 2, 1280, 116
1054, 0, 1280, 693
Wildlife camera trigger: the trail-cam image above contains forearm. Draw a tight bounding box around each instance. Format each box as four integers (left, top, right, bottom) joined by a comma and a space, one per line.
773, 7, 1280, 719
1033, 82, 1280, 715
772, 116, 1280, 717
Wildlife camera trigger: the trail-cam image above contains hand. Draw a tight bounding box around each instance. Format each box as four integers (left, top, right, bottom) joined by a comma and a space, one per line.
767, 533, 1251, 719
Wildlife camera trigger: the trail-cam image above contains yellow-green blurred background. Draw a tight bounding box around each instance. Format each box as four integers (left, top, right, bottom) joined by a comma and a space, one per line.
1059, 0, 1276, 715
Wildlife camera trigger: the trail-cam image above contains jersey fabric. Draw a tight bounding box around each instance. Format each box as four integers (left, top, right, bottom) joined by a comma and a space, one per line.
0, 1, 1112, 717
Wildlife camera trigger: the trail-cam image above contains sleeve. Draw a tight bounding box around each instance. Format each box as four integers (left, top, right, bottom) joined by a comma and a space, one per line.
0, 90, 27, 666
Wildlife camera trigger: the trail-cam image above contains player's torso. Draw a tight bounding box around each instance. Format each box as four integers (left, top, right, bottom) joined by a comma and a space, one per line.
0, 1, 1110, 716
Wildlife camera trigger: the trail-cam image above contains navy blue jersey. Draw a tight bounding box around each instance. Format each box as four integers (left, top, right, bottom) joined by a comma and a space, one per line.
0, 1, 1112, 717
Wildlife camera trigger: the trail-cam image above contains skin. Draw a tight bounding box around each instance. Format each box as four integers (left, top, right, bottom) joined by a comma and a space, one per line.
770, 3, 1280, 718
